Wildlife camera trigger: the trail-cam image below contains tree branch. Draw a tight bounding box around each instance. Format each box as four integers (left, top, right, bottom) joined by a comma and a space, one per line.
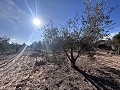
74, 49, 82, 61
64, 49, 71, 61
70, 47, 74, 60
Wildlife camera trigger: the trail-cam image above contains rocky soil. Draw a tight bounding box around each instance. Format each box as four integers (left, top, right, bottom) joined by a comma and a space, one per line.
0, 50, 120, 90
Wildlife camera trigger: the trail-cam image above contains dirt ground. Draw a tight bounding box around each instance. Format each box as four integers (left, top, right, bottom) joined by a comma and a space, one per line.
0, 50, 120, 90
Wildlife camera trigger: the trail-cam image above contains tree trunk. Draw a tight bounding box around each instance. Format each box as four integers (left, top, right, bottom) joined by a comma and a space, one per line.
70, 60, 77, 68
64, 48, 78, 68
70, 48, 77, 68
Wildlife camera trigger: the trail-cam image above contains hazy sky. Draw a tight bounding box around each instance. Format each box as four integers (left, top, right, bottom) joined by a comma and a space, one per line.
0, 0, 120, 45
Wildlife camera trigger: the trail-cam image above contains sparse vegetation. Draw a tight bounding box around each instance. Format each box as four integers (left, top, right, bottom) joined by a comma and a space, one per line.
0, 36, 10, 55
0, 36, 26, 55
112, 32, 120, 55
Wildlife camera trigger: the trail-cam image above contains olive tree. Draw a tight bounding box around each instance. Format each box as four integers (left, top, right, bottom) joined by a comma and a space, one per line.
0, 36, 10, 54
43, 0, 114, 68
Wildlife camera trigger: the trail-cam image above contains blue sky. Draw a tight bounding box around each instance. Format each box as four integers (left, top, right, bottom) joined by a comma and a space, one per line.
0, 0, 120, 45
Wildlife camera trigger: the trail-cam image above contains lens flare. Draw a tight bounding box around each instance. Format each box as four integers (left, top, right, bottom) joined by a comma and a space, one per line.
33, 18, 41, 26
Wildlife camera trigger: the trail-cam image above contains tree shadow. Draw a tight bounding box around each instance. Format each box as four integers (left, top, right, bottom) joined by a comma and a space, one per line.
74, 67, 120, 90
99, 67, 120, 77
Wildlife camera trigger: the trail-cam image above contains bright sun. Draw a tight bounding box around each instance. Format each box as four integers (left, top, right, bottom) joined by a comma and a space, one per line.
32, 18, 41, 26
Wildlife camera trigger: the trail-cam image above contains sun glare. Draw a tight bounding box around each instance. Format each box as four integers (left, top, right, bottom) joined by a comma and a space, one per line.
32, 18, 41, 26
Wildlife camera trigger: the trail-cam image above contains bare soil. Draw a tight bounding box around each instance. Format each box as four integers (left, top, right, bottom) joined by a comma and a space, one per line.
0, 50, 120, 90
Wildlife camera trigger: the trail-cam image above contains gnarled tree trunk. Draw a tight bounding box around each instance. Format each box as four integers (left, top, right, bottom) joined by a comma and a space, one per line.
70, 60, 77, 68
64, 48, 80, 68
